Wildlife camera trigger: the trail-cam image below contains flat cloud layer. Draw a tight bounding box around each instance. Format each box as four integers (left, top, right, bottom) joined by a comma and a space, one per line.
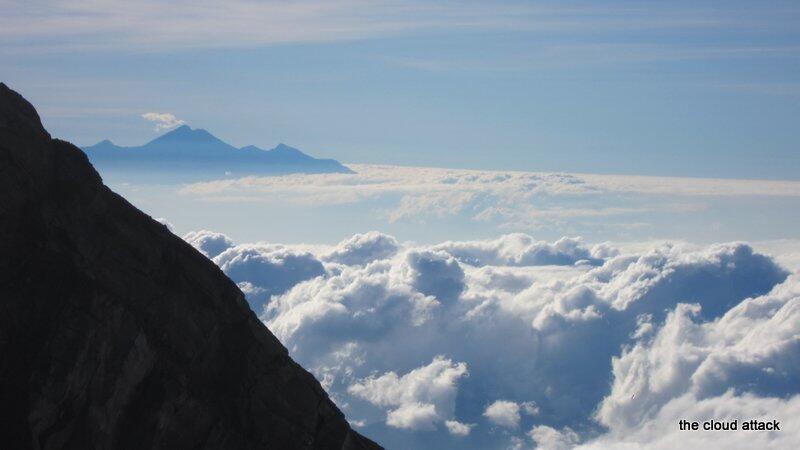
182, 229, 798, 449
179, 165, 800, 240
182, 164, 800, 201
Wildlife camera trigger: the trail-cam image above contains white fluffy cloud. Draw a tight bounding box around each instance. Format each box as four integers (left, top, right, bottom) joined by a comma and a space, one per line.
484, 400, 521, 428
432, 234, 608, 267
324, 231, 399, 266
591, 275, 800, 433
444, 420, 473, 436
483, 400, 539, 429
348, 356, 468, 431
183, 229, 234, 258
141, 112, 185, 131
180, 229, 797, 449
529, 425, 580, 450
213, 243, 325, 310
577, 393, 800, 450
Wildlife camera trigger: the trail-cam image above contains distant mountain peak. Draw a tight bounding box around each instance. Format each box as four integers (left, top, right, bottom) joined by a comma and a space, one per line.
272, 143, 304, 154
148, 125, 225, 146
83, 138, 120, 152
82, 124, 353, 175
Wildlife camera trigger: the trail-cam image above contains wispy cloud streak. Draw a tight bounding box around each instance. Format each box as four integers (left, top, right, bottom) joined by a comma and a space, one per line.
1, 1, 787, 53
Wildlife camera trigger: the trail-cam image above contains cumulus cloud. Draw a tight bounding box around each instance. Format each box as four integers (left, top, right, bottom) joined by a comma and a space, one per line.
214, 243, 325, 310
577, 393, 800, 450
181, 230, 329, 311
444, 420, 473, 436
432, 234, 606, 267
348, 356, 468, 431
484, 400, 521, 428
385, 402, 439, 430
521, 401, 540, 416
483, 400, 539, 429
405, 250, 466, 303
141, 112, 185, 131
529, 425, 580, 450
595, 275, 800, 432
264, 254, 440, 355
183, 229, 234, 258
178, 229, 797, 448
324, 231, 399, 266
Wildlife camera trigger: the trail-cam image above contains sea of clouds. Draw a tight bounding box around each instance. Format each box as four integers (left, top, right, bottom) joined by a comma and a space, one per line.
182, 229, 799, 449
179, 164, 800, 231
168, 164, 800, 250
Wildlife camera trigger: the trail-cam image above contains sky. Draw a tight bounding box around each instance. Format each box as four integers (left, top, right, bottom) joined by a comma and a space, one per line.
5, 2, 800, 449
3, 0, 800, 179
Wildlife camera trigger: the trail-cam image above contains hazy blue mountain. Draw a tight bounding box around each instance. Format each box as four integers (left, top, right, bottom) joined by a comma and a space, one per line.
83, 125, 353, 176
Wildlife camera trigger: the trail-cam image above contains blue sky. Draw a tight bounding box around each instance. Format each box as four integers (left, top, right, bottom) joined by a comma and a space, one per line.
4, 0, 799, 179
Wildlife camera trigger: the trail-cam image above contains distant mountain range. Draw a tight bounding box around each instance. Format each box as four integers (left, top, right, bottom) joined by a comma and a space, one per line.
82, 125, 353, 176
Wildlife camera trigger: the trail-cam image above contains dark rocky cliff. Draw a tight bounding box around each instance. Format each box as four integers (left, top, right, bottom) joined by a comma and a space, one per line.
0, 83, 381, 450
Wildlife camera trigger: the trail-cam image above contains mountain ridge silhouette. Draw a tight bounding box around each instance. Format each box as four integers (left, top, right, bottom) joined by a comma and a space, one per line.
83, 125, 353, 175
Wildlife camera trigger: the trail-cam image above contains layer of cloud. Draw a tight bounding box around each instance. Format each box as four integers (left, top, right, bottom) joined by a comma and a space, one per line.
180, 165, 800, 234
180, 229, 797, 448
141, 112, 185, 132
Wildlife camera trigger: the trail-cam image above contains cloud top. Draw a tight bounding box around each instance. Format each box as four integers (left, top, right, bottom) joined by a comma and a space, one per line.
179, 229, 797, 449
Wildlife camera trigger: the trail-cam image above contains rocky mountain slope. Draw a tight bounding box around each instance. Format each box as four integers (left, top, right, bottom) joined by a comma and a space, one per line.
0, 83, 380, 450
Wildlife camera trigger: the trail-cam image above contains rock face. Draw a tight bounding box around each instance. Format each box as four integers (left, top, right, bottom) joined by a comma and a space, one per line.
0, 83, 381, 450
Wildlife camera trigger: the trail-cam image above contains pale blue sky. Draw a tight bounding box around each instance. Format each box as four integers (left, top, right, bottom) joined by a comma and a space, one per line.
3, 0, 799, 179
